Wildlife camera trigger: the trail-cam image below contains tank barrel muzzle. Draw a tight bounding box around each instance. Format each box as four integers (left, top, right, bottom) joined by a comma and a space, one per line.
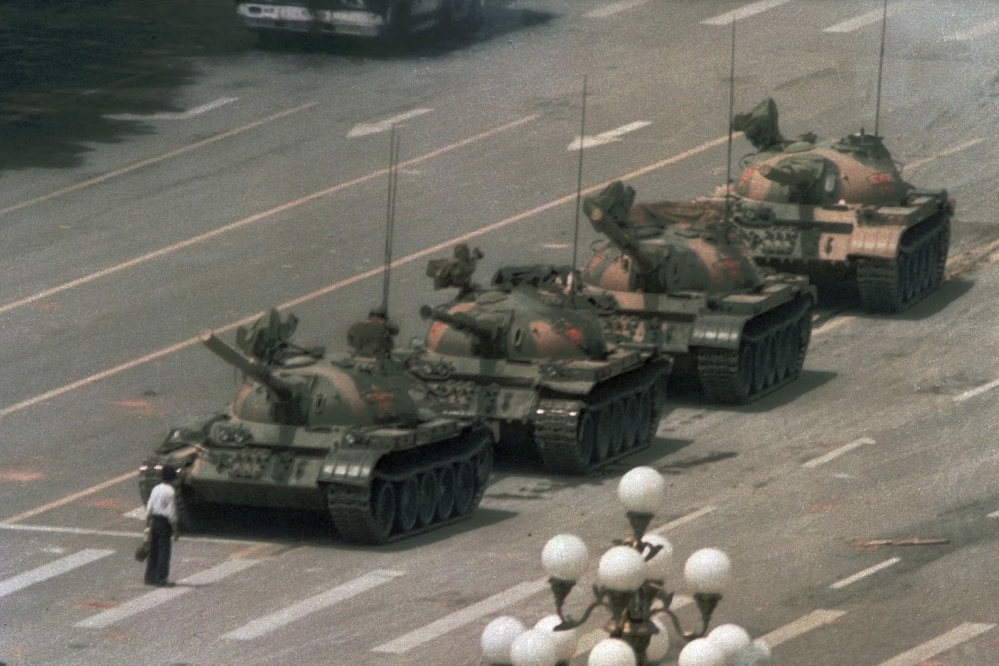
199, 329, 296, 402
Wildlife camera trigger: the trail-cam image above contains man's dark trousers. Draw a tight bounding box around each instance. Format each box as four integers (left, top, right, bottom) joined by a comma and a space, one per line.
144, 515, 173, 584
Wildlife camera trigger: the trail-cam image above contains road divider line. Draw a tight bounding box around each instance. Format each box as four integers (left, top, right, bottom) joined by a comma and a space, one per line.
567, 120, 651, 151
76, 559, 260, 629
585, 0, 650, 20
348, 108, 433, 137
876, 622, 996, 666
105, 97, 239, 121
1, 470, 136, 525
905, 137, 984, 171
802, 438, 874, 469
649, 506, 716, 536
0, 102, 318, 219
0, 114, 538, 318
829, 557, 900, 589
944, 17, 999, 42
0, 522, 263, 545
760, 609, 846, 648
372, 578, 548, 654
954, 378, 999, 403
701, 0, 792, 26
988, 509, 999, 519
0, 131, 730, 426
225, 569, 404, 640
0, 549, 114, 598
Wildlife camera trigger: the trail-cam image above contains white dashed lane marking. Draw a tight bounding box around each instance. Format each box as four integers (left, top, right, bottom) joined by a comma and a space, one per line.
700, 0, 793, 26
0, 549, 114, 599
876, 623, 996, 666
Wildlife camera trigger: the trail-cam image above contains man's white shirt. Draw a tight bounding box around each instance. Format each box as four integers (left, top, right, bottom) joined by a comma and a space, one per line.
146, 483, 178, 526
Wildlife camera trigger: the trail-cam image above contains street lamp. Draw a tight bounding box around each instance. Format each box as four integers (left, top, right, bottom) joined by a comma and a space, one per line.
481, 466, 770, 665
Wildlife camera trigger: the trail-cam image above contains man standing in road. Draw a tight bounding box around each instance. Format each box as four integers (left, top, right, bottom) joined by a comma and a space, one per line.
144, 465, 179, 587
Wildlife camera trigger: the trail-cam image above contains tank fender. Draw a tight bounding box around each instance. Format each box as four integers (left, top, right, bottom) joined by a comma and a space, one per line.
690, 313, 750, 350
318, 448, 382, 487
849, 224, 906, 260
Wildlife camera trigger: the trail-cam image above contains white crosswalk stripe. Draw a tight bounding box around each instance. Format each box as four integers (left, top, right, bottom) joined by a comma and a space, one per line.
224, 569, 404, 641
0, 549, 114, 599
76, 559, 261, 629
761, 609, 846, 647
372, 578, 548, 654
876, 623, 996, 666
701, 0, 793, 26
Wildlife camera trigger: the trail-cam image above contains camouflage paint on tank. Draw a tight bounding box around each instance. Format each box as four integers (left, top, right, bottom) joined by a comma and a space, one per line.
729, 98, 954, 313
138, 309, 493, 545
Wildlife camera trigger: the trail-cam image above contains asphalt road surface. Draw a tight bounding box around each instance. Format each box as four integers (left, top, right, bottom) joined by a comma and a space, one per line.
2, 0, 999, 664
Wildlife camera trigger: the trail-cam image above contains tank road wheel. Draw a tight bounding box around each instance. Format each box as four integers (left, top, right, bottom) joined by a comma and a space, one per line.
395, 477, 419, 534
764, 332, 779, 389
416, 472, 438, 528
749, 340, 768, 396
474, 445, 493, 491
453, 461, 475, 516
606, 401, 625, 457
436, 466, 456, 521
592, 408, 613, 464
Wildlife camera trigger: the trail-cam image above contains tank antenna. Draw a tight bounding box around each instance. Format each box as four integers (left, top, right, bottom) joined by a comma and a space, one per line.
874, 0, 888, 136
724, 18, 736, 225
381, 125, 400, 315
570, 75, 588, 287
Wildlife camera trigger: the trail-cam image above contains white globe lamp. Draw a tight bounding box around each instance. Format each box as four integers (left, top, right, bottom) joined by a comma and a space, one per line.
482, 616, 527, 664
597, 546, 647, 592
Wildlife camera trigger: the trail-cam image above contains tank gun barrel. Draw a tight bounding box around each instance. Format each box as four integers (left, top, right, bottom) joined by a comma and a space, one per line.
587, 214, 658, 273
199, 329, 296, 402
418, 306, 494, 345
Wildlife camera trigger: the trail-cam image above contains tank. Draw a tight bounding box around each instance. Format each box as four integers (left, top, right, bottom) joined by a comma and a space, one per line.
580, 180, 816, 404
138, 309, 493, 545
406, 245, 673, 475
728, 98, 954, 313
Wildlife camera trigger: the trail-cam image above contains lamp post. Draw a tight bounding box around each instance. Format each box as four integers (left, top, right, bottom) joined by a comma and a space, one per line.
481, 466, 770, 666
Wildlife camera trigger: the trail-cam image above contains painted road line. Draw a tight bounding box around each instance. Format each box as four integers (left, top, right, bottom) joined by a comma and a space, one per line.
0, 113, 537, 320
988, 510, 999, 519
585, 0, 649, 19
905, 138, 985, 171
348, 108, 433, 137
701, 0, 793, 26
0, 522, 263, 546
0, 549, 114, 599
567, 121, 651, 150
822, 1, 914, 34
761, 609, 846, 647
802, 438, 874, 469
876, 623, 996, 666
0, 132, 731, 425
224, 570, 404, 641
648, 506, 716, 537
1, 470, 135, 525
372, 578, 549, 654
105, 97, 239, 121
573, 595, 692, 656
76, 559, 260, 629
944, 17, 999, 42
954, 378, 999, 403
829, 558, 900, 590
0, 102, 318, 219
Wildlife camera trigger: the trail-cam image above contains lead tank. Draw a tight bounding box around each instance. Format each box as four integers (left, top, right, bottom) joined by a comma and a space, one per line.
138, 309, 493, 545
407, 246, 672, 475
728, 98, 954, 313
580, 180, 815, 404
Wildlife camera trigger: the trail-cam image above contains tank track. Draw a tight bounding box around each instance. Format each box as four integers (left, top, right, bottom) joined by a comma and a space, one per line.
325, 427, 492, 545
532, 361, 671, 475
696, 294, 813, 404
856, 213, 950, 314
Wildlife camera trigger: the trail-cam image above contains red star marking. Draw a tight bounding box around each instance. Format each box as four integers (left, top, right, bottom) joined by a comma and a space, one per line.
564, 326, 584, 344
367, 392, 395, 412
739, 166, 756, 187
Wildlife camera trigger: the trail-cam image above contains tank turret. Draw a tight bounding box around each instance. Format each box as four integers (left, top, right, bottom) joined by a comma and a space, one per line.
728, 98, 953, 312
580, 181, 815, 405
408, 247, 672, 475
139, 309, 493, 545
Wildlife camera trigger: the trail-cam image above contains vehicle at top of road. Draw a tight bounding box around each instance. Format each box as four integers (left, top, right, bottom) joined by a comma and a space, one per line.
235, 0, 501, 42
726, 98, 955, 314
407, 244, 673, 475
580, 180, 815, 405
138, 308, 493, 545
